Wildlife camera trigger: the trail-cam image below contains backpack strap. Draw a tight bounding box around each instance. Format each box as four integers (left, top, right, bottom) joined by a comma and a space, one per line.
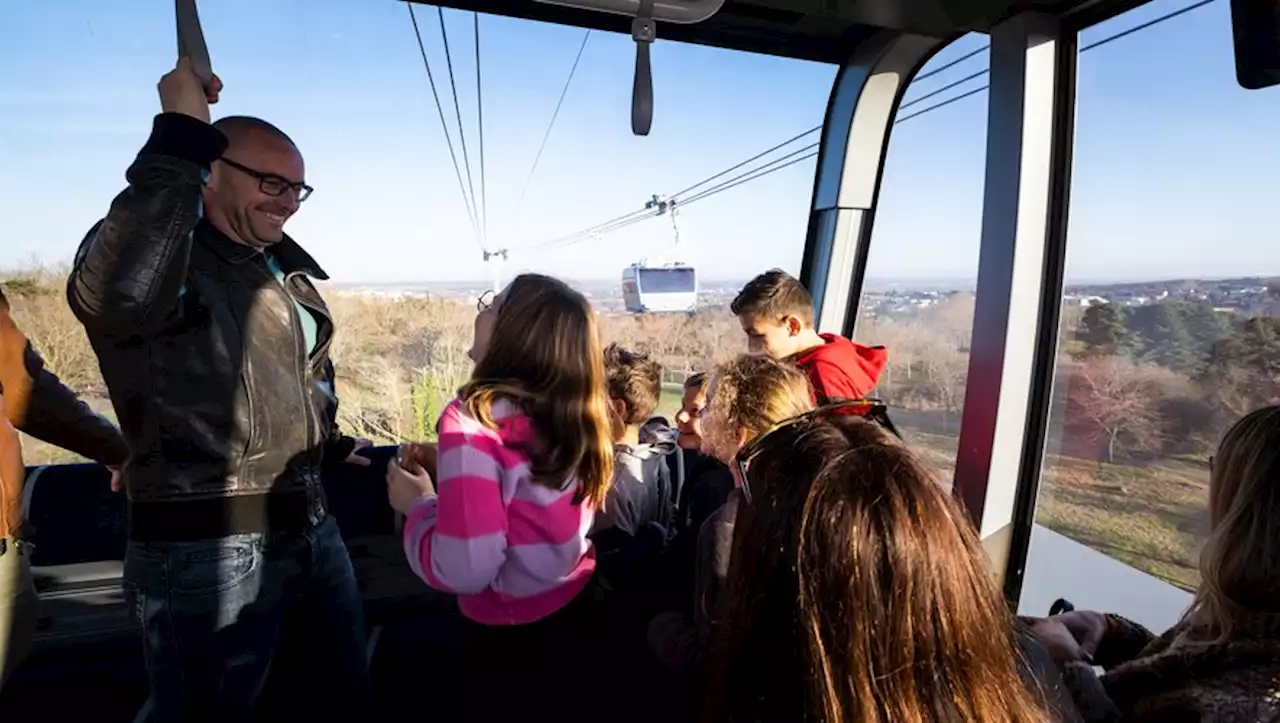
654, 450, 679, 540
671, 441, 686, 519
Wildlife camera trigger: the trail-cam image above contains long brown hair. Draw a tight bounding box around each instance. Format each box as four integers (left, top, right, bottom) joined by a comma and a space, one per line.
458, 274, 614, 508
704, 414, 1048, 723
1186, 404, 1280, 640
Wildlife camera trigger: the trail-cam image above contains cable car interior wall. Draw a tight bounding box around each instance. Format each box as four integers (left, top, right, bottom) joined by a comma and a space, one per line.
3, 0, 1278, 716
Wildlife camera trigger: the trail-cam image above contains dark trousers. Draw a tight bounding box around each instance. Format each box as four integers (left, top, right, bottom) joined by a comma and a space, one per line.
445, 581, 604, 723
124, 515, 370, 723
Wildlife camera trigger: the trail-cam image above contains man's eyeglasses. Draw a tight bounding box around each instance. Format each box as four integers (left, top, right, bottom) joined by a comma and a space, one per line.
733, 398, 901, 504
219, 157, 313, 202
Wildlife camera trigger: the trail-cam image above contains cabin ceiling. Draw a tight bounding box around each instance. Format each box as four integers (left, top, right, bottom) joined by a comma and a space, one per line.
404, 0, 1148, 63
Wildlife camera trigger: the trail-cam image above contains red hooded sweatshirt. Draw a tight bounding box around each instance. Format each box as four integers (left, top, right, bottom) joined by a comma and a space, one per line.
789, 333, 887, 403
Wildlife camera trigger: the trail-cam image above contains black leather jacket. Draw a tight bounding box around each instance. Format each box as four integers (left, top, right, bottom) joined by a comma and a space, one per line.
67, 113, 355, 541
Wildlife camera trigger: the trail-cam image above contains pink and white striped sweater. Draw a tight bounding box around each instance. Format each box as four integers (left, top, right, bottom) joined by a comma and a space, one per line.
403, 397, 597, 625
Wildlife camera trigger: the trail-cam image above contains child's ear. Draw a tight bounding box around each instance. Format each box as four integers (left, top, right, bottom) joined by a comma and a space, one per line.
609, 398, 628, 422
785, 315, 804, 336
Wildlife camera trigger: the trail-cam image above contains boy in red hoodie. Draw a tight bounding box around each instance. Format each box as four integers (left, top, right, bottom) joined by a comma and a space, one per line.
730, 269, 887, 403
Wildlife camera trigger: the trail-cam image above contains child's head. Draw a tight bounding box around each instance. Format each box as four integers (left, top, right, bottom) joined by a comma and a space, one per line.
675, 371, 710, 450
461, 273, 614, 508
700, 354, 813, 466
603, 343, 663, 442
730, 269, 818, 359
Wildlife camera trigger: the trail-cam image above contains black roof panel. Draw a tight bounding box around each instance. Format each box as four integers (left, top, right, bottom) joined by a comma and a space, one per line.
406, 0, 1134, 63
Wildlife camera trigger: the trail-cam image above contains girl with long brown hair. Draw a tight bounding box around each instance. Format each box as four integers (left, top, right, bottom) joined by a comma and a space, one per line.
386, 273, 614, 722
1029, 404, 1280, 721
704, 411, 1051, 723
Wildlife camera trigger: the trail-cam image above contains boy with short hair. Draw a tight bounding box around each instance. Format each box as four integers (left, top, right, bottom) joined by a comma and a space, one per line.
731, 269, 887, 403
595, 343, 677, 537
673, 371, 709, 452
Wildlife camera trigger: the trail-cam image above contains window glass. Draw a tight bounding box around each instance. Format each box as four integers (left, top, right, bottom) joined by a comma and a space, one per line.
854, 35, 989, 487
637, 267, 697, 293
1021, 0, 1279, 630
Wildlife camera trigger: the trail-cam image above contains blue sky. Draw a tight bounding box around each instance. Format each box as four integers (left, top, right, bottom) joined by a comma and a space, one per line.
0, 0, 1276, 285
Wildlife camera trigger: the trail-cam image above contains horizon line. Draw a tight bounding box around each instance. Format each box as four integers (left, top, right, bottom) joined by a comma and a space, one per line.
327, 273, 1280, 288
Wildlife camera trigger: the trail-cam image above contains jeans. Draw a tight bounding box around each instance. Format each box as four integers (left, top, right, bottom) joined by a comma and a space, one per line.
124, 514, 370, 723
0, 538, 37, 692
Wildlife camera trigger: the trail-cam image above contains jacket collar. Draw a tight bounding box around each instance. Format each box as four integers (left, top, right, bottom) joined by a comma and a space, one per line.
196, 219, 329, 280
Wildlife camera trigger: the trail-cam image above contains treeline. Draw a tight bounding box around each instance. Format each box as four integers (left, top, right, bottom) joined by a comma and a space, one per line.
1077, 301, 1240, 373
1062, 300, 1280, 462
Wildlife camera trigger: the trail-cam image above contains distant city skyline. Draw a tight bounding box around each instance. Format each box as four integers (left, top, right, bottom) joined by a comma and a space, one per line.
328, 272, 1280, 292
325, 273, 1279, 323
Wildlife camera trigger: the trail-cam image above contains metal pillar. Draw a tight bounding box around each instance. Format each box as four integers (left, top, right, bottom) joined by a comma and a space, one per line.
949, 13, 1077, 601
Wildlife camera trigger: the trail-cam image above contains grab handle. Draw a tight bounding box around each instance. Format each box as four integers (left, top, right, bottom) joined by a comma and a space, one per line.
176, 0, 215, 90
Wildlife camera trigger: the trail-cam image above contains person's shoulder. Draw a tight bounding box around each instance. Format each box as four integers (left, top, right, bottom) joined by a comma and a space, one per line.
611, 447, 644, 477
438, 398, 486, 435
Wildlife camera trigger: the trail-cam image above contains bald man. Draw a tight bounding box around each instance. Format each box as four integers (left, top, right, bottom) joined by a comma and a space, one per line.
66, 58, 370, 721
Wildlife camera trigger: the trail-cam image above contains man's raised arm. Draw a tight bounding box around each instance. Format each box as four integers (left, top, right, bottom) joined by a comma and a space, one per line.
67, 58, 225, 336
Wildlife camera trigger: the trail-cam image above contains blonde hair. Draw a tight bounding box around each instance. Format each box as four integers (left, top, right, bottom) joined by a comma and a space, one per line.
1186, 405, 1280, 640
460, 274, 614, 509
704, 354, 814, 452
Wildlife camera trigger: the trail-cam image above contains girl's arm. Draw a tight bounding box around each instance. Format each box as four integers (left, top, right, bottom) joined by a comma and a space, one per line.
403, 401, 509, 595
1093, 613, 1160, 667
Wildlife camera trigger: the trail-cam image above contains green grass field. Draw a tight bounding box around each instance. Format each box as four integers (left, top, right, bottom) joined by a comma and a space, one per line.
899, 428, 1205, 591
655, 383, 684, 420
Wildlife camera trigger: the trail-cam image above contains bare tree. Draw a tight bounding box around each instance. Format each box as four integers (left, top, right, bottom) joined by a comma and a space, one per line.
1067, 356, 1167, 463
916, 344, 969, 421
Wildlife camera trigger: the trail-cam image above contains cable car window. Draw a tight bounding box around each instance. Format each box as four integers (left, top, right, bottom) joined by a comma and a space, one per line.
851, 35, 989, 490
1019, 0, 1278, 632
638, 267, 696, 292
